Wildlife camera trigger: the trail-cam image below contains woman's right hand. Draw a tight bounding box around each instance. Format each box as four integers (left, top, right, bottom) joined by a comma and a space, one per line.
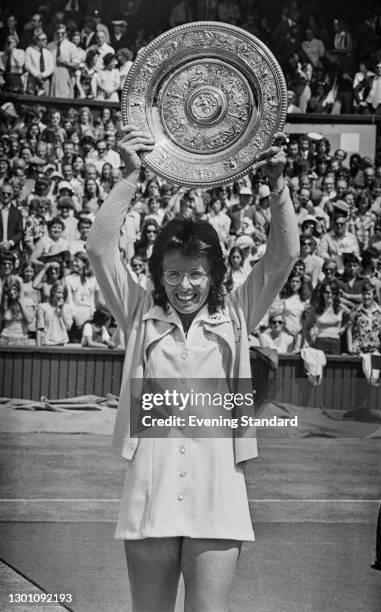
117, 125, 155, 179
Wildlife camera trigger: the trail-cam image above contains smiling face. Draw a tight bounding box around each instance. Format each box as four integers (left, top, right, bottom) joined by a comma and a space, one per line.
161, 251, 211, 318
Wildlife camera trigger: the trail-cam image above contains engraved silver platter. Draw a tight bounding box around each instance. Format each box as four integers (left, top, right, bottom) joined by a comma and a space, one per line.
121, 21, 287, 187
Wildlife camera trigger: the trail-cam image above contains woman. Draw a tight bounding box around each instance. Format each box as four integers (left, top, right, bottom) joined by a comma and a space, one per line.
99, 162, 114, 198
0, 276, 35, 345
93, 53, 120, 101
36, 281, 72, 346
280, 271, 311, 337
87, 126, 299, 612
347, 281, 381, 355
258, 311, 296, 353
65, 252, 99, 342
135, 218, 160, 260
33, 258, 66, 303
224, 246, 249, 293
82, 178, 102, 221
204, 197, 231, 251
303, 279, 348, 354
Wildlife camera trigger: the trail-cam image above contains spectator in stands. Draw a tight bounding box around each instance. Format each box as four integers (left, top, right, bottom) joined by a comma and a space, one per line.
303, 279, 348, 354
224, 246, 249, 293
317, 215, 360, 270
354, 61, 381, 114
89, 30, 114, 71
0, 183, 23, 251
49, 25, 80, 99
66, 252, 99, 342
280, 271, 310, 338
82, 178, 102, 220
0, 15, 20, 48
204, 196, 231, 251
299, 235, 324, 287
0, 276, 34, 345
31, 217, 69, 264
93, 52, 120, 101
0, 35, 25, 93
135, 218, 160, 260
346, 280, 381, 355
301, 28, 325, 67
33, 257, 66, 303
117, 47, 133, 89
259, 311, 296, 353
25, 32, 54, 96
81, 306, 113, 348
337, 253, 366, 310
36, 281, 72, 346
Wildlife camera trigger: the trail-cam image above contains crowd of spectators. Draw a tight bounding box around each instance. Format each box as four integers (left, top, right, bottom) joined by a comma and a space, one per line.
0, 100, 381, 356
1, 1, 381, 113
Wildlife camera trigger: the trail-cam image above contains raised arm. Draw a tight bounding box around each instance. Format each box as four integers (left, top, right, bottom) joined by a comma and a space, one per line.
235, 136, 300, 331
86, 127, 155, 330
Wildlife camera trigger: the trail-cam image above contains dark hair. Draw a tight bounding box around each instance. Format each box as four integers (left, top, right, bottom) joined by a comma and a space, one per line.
228, 246, 244, 268
361, 279, 374, 294
343, 253, 360, 266
103, 53, 116, 68
280, 272, 311, 301
313, 279, 341, 314
148, 217, 227, 314
48, 216, 65, 231
361, 247, 379, 269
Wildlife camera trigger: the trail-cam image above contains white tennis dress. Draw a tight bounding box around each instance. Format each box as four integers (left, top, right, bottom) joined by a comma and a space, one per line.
115, 305, 255, 541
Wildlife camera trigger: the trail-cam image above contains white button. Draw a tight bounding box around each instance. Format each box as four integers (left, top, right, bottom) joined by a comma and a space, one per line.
177, 495, 185, 501
179, 445, 186, 454
179, 470, 187, 478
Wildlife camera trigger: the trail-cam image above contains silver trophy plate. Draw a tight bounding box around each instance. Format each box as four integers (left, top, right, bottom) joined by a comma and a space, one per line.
121, 21, 287, 187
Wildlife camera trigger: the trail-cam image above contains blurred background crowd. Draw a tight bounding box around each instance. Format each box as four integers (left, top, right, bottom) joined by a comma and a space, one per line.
0, 0, 381, 356
1, 0, 381, 112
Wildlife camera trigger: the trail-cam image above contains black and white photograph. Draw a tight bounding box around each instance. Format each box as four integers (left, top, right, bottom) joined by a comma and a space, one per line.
0, 1, 380, 610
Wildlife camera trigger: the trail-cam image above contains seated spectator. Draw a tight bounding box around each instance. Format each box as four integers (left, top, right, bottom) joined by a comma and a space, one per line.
317, 215, 360, 271
337, 253, 367, 310
259, 311, 296, 354
351, 195, 376, 251
135, 219, 160, 260
127, 255, 152, 291
33, 256, 66, 303
69, 215, 92, 255
280, 271, 311, 337
346, 281, 381, 355
303, 279, 348, 354
36, 281, 72, 346
299, 235, 324, 287
56, 196, 78, 242
31, 217, 69, 264
0, 183, 23, 251
224, 246, 249, 293
301, 28, 325, 67
81, 307, 113, 348
66, 252, 99, 342
0, 276, 34, 345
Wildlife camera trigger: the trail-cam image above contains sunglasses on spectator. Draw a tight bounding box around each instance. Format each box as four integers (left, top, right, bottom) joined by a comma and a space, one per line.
146, 229, 157, 234
301, 241, 313, 245
1, 191, 12, 196
270, 319, 283, 325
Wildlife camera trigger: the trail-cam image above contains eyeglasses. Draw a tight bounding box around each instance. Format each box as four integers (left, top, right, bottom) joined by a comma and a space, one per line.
146, 229, 157, 234
301, 241, 312, 246
1, 191, 12, 196
270, 320, 283, 325
163, 269, 209, 286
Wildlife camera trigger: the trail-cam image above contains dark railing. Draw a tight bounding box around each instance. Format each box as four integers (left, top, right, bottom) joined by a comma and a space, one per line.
1, 345, 380, 411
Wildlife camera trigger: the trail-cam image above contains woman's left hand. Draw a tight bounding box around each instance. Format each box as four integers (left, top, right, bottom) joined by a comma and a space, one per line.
252, 132, 288, 191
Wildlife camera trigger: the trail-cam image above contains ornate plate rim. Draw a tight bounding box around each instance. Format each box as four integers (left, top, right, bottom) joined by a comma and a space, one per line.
121, 21, 287, 187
